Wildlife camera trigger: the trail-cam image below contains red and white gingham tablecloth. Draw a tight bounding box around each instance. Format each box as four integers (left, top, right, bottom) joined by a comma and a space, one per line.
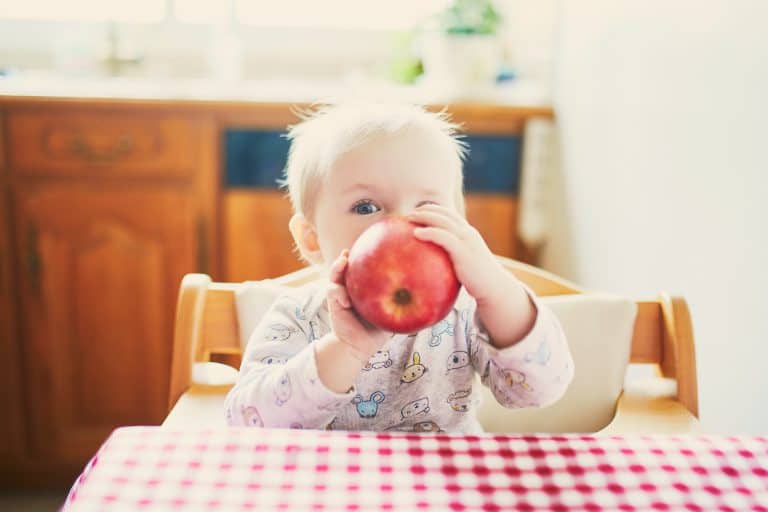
63, 427, 768, 511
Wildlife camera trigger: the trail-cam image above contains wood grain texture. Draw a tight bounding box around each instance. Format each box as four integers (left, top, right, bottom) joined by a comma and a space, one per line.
1, 100, 218, 486
0, 109, 6, 171
599, 390, 701, 435
0, 175, 27, 464
13, 183, 197, 462
630, 301, 664, 364
660, 294, 699, 417
429, 104, 554, 135
465, 194, 518, 259
497, 255, 582, 296
224, 189, 305, 281
194, 116, 221, 279
7, 109, 200, 178
168, 274, 211, 410
0, 96, 553, 133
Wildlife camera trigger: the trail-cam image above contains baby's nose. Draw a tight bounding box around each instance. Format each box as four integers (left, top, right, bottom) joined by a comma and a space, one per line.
390, 205, 416, 218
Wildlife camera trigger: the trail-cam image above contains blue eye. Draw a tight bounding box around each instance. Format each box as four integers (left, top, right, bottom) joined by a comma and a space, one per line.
352, 200, 381, 215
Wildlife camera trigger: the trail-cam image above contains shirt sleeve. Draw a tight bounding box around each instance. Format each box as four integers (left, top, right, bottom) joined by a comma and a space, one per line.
224, 293, 355, 428
469, 283, 575, 409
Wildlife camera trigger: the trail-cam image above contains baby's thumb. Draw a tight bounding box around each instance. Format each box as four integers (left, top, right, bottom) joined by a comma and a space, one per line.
329, 250, 349, 285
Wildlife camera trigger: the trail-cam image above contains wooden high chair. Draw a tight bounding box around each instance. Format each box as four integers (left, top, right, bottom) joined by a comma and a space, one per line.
164, 256, 700, 434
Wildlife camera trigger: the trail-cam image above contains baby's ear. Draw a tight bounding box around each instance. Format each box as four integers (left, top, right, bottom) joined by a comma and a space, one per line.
289, 214, 322, 264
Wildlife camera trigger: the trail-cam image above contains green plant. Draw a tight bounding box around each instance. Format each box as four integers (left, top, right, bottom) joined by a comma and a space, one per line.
387, 30, 424, 85
438, 0, 502, 35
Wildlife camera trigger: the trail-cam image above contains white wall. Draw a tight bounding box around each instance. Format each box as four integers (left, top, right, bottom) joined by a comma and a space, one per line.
550, 0, 768, 434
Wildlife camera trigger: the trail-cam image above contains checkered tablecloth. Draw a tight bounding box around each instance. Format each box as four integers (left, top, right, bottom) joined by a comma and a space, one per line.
63, 427, 768, 511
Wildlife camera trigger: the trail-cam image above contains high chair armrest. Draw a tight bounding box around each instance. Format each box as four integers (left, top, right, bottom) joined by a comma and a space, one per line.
163, 362, 238, 428
192, 361, 239, 387
163, 384, 232, 428
598, 381, 701, 435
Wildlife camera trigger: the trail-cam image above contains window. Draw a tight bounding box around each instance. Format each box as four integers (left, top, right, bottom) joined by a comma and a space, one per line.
0, 0, 452, 29
0, 0, 165, 22
235, 0, 450, 30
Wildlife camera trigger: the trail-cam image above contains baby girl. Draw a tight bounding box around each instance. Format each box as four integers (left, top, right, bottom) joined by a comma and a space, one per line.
225, 103, 574, 432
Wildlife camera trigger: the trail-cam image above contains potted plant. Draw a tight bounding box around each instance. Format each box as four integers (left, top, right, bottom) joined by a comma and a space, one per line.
421, 0, 504, 98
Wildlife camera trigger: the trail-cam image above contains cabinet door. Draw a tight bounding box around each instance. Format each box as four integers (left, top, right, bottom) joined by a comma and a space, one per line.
224, 189, 304, 281
0, 107, 27, 466
0, 186, 27, 465
465, 194, 519, 259
13, 183, 198, 463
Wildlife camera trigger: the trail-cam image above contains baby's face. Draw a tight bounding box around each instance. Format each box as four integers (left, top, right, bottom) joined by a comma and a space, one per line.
312, 130, 460, 265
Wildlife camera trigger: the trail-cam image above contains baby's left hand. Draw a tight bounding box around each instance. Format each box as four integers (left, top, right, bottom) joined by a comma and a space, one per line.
408, 204, 510, 305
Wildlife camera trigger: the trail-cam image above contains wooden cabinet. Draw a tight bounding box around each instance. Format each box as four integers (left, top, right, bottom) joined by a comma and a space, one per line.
0, 102, 217, 487
224, 189, 303, 282
0, 114, 29, 471
0, 208, 25, 463
465, 194, 519, 257
8, 111, 200, 178
12, 184, 197, 463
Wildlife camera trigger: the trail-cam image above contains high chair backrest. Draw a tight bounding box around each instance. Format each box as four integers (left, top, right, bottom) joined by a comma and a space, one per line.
169, 256, 698, 423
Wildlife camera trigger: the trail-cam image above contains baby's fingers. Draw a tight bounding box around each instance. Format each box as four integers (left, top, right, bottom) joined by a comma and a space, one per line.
415, 203, 466, 224
412, 226, 463, 257
408, 209, 465, 237
327, 282, 352, 310
329, 249, 350, 285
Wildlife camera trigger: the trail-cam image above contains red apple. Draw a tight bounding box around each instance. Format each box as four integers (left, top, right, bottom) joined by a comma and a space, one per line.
345, 216, 461, 333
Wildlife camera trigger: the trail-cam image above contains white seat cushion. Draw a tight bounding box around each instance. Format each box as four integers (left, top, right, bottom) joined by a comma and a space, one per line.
236, 280, 292, 351
476, 294, 636, 433
235, 282, 637, 434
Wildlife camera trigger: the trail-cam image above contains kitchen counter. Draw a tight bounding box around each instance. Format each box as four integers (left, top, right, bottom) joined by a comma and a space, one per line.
0, 74, 552, 108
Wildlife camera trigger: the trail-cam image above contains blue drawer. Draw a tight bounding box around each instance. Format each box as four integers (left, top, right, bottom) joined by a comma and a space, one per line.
462, 135, 521, 194
224, 130, 521, 194
225, 130, 290, 188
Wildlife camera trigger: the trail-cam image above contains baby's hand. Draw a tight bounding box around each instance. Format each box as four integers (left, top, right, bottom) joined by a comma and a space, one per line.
326, 250, 390, 363
408, 204, 510, 305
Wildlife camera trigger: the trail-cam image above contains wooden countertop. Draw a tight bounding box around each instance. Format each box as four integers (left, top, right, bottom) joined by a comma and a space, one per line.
0, 75, 553, 111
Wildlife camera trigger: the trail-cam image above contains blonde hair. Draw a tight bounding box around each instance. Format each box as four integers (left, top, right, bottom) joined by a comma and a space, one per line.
283, 102, 468, 218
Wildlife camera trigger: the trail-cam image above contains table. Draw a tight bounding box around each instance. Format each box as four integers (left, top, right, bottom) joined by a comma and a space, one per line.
63, 427, 768, 511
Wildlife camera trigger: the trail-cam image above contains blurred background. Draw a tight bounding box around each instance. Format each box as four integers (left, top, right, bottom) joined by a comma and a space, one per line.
1, 0, 766, 507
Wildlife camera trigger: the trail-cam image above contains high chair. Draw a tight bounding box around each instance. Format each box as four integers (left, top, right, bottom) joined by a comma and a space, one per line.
164, 256, 700, 434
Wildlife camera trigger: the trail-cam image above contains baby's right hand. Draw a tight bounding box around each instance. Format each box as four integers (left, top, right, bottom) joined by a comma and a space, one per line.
326, 250, 390, 363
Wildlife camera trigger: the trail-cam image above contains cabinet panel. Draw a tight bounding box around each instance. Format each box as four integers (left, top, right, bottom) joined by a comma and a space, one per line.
13, 184, 197, 462
465, 194, 518, 259
7, 110, 200, 178
0, 110, 6, 170
0, 184, 27, 464
224, 189, 304, 281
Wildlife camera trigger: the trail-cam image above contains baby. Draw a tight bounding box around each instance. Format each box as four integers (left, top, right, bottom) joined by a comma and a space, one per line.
225, 103, 574, 433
